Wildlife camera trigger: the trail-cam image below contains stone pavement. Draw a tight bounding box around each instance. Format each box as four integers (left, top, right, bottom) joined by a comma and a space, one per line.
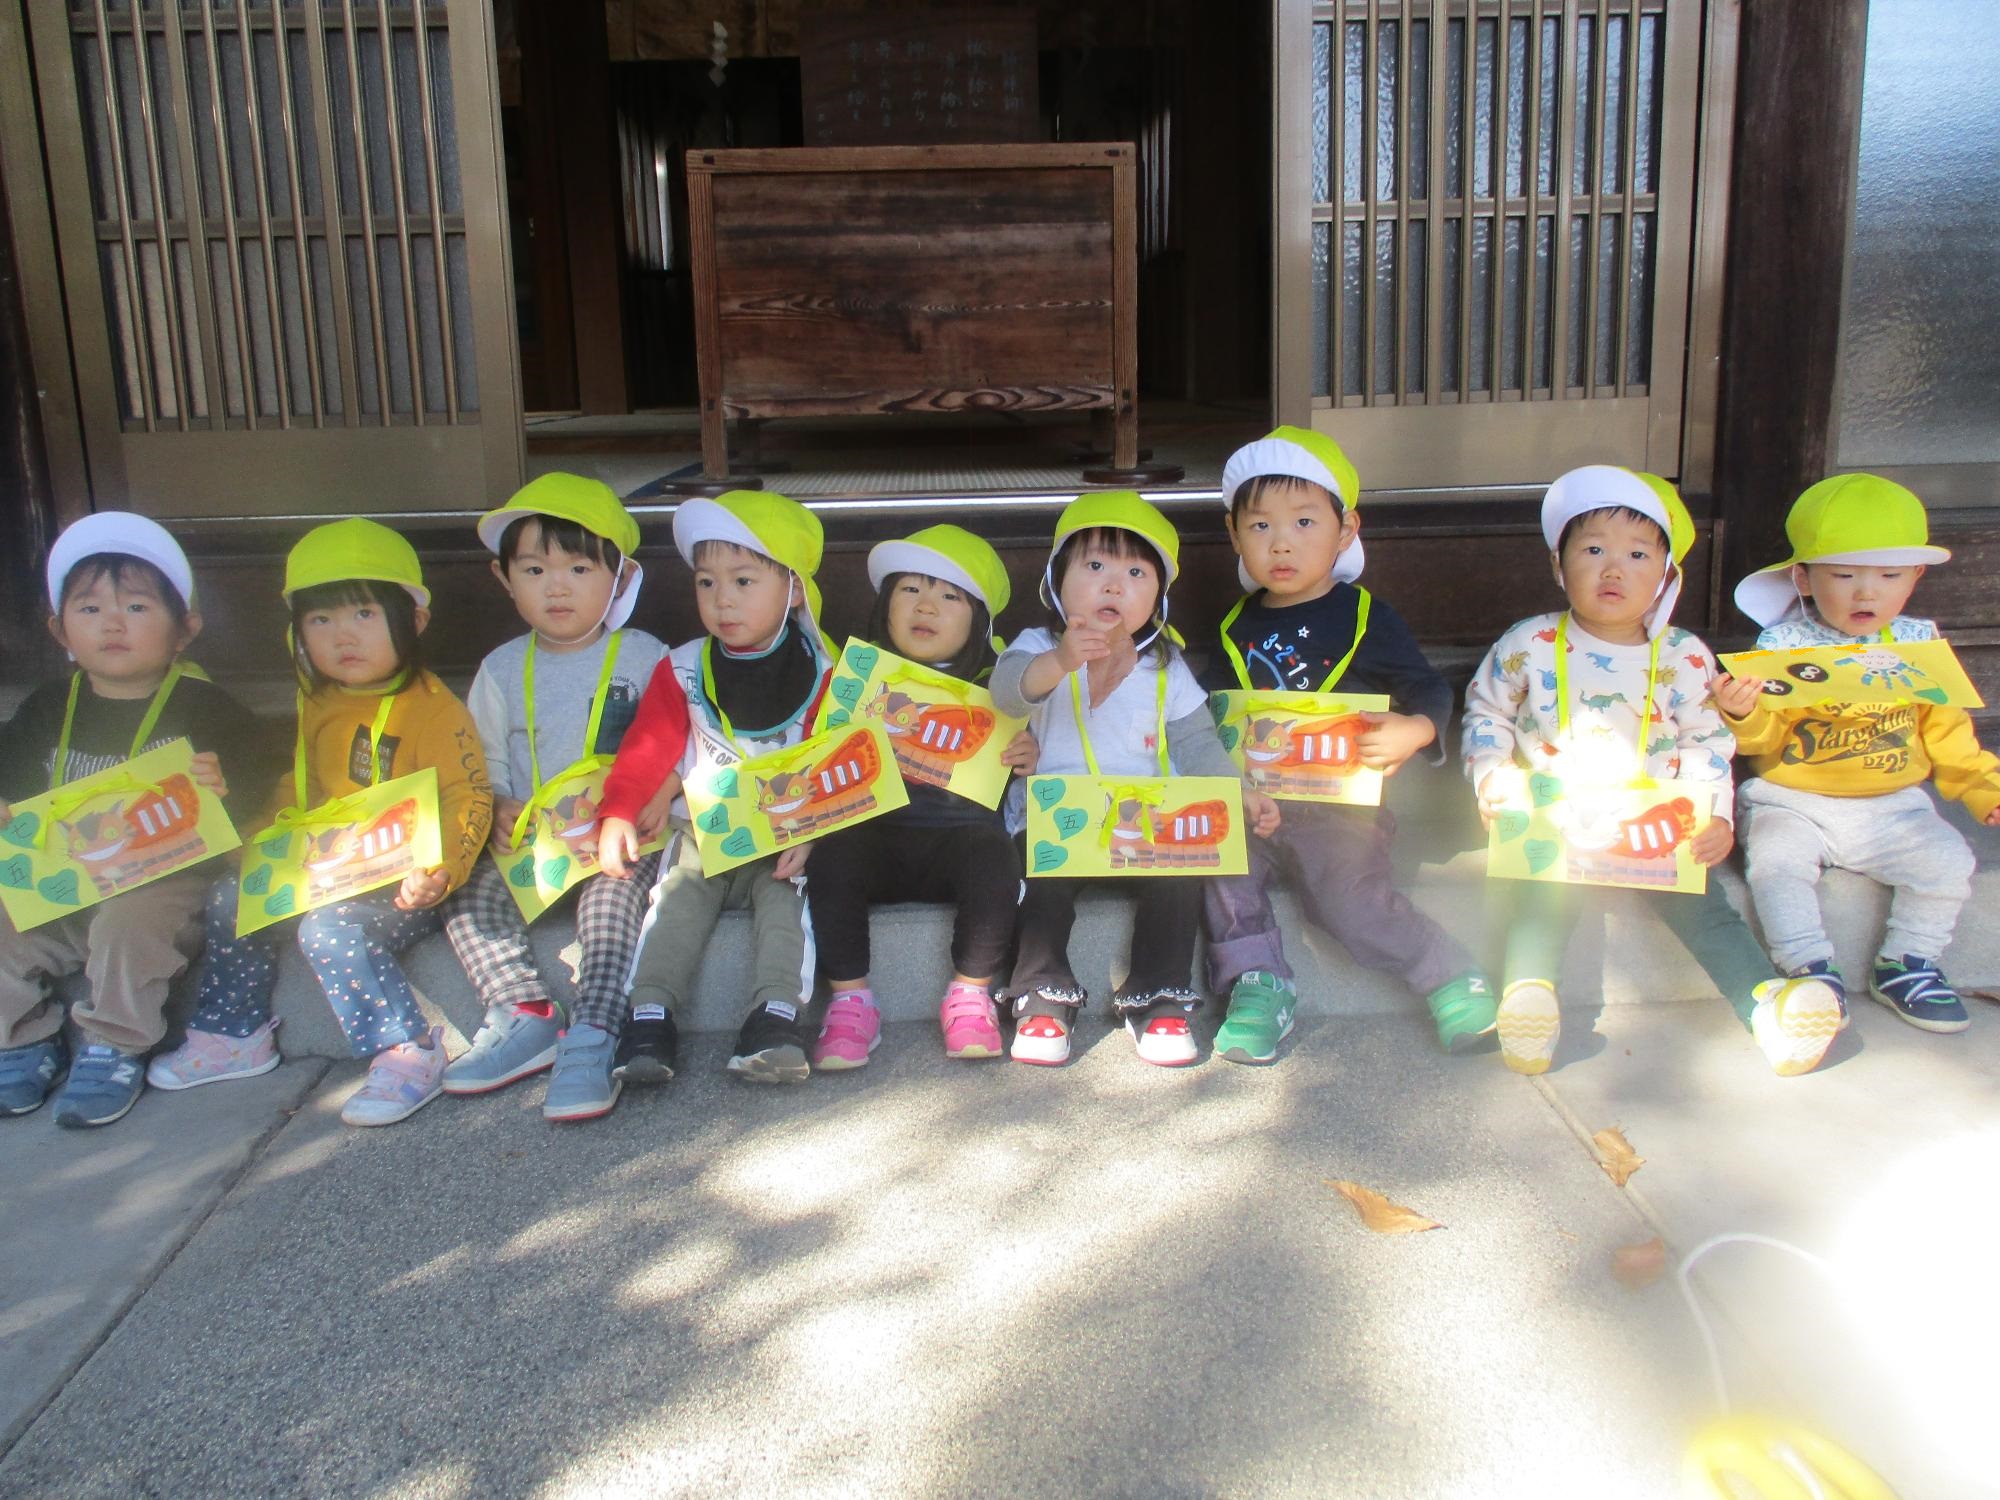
3, 998, 1995, 1498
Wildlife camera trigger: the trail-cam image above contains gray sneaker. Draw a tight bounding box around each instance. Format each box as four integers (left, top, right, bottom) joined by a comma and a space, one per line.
443, 1004, 562, 1095
53, 1044, 146, 1128
0, 1038, 66, 1116
543, 1024, 621, 1122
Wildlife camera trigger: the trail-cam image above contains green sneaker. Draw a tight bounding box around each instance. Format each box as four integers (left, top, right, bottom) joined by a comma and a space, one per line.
1426, 971, 1498, 1053
1215, 971, 1297, 1064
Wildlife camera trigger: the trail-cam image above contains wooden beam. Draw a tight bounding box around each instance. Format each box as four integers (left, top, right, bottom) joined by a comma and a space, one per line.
554, 0, 630, 414
1712, 0, 1868, 629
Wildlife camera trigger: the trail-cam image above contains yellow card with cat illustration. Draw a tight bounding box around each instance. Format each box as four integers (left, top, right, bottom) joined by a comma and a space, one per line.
813, 638, 1027, 809
493, 762, 665, 924
235, 768, 441, 936
683, 723, 910, 876
1718, 638, 1983, 708
1024, 774, 1248, 878
1208, 690, 1391, 805
1486, 772, 1712, 893
0, 739, 240, 932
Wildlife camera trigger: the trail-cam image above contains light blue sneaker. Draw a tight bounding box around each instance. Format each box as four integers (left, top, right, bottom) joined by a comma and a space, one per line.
543, 1023, 621, 1122
53, 1044, 146, 1128
0, 1037, 66, 1116
442, 1004, 562, 1095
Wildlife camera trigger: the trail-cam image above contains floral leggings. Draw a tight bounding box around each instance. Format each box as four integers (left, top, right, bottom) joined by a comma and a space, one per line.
189, 873, 441, 1057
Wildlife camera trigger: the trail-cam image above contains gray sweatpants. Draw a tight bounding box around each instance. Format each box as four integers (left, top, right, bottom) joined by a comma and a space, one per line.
626, 823, 815, 1018
1738, 779, 1975, 971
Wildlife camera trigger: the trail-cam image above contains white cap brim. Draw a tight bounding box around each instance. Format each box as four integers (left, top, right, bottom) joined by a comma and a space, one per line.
1221, 438, 1345, 510
868, 540, 987, 607
46, 511, 195, 612
672, 498, 820, 637
1733, 546, 1949, 628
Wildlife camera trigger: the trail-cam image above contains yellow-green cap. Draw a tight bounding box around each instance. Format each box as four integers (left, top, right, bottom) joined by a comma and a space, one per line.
477, 472, 640, 558
1049, 491, 1181, 585
1734, 473, 1950, 627
672, 489, 825, 624
1541, 465, 1694, 638
1221, 426, 1366, 586
284, 517, 429, 607
868, 524, 1011, 617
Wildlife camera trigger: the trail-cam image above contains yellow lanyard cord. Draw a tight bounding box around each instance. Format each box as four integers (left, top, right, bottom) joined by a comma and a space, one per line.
50, 663, 186, 791
523, 631, 624, 792
1218, 587, 1372, 693
1068, 662, 1171, 777
1553, 613, 1661, 784
292, 688, 397, 813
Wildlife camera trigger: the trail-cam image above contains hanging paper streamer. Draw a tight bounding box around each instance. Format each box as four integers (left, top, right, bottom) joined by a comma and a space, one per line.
1486, 773, 1712, 893
814, 638, 1026, 809
0, 739, 240, 932
1209, 689, 1391, 805
1719, 638, 1983, 708
1023, 774, 1248, 879
493, 762, 664, 923
683, 723, 909, 876
235, 768, 442, 936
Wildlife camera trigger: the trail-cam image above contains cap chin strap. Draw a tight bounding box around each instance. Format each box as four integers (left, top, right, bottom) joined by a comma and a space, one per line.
533, 561, 634, 649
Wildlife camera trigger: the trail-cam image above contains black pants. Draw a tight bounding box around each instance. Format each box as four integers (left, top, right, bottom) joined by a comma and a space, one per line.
805, 816, 1021, 982
1008, 839, 1204, 1011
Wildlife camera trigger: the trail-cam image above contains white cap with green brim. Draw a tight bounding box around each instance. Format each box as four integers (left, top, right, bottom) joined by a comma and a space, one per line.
1541, 465, 1697, 640
47, 511, 195, 613
1733, 473, 1950, 627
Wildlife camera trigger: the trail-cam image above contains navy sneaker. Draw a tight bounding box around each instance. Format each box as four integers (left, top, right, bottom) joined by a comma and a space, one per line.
1787, 959, 1848, 1018
726, 1001, 811, 1084
52, 1044, 145, 1128
1869, 955, 1971, 1034
543, 1023, 621, 1122
0, 1037, 66, 1116
613, 1004, 680, 1085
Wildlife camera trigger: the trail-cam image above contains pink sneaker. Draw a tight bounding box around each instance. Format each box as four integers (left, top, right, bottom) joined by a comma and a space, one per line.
811, 991, 881, 1071
146, 1021, 281, 1090
939, 983, 1002, 1059
340, 1026, 448, 1127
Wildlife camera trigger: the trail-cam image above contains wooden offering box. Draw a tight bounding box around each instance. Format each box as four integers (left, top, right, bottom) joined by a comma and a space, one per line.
684, 143, 1168, 485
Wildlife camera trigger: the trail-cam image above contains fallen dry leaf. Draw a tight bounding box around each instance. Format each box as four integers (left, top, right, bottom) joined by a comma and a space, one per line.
1325, 1179, 1444, 1234
1593, 1127, 1645, 1187
1961, 987, 2000, 1007
1612, 1236, 1667, 1289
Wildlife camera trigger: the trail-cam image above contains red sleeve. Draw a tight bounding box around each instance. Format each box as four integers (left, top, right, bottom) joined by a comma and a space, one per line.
599, 658, 692, 824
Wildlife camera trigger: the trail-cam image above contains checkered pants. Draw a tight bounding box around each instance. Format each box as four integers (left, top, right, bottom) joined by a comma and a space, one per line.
442, 852, 662, 1033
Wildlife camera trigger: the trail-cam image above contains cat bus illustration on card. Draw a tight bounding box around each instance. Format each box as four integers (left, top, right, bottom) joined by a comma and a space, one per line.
55, 773, 210, 898
299, 796, 422, 902
753, 729, 888, 844
1211, 691, 1389, 805
541, 785, 603, 855
863, 684, 996, 789
1103, 791, 1233, 871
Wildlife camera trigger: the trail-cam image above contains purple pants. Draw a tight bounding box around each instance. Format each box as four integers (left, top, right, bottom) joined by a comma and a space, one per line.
1204, 801, 1468, 997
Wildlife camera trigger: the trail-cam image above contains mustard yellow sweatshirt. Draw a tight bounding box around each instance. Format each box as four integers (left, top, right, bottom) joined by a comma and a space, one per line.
1725, 695, 2000, 822
263, 671, 494, 893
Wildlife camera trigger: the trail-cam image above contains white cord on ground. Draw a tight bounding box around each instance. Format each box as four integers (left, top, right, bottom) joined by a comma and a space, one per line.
1677, 1232, 1843, 1412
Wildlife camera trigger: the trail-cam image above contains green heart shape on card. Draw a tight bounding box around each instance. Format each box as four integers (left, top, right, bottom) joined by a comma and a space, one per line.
720, 828, 757, 860
1495, 810, 1530, 843
1218, 722, 1240, 753
1529, 773, 1563, 808
507, 852, 536, 888
1031, 778, 1066, 811
824, 709, 851, 729
257, 831, 293, 860
1, 813, 39, 849
1524, 839, 1560, 875
263, 884, 297, 917
1032, 840, 1068, 873
36, 869, 80, 906
1915, 687, 1949, 704
830, 675, 865, 708
0, 855, 29, 890
1053, 807, 1088, 841
710, 769, 738, 801
539, 855, 571, 888
845, 644, 879, 678
241, 863, 272, 895
697, 804, 730, 835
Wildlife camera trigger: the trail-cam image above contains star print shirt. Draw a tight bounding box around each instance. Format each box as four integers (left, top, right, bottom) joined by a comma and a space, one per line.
1198, 583, 1455, 764
1461, 612, 1738, 822
1721, 611, 2000, 818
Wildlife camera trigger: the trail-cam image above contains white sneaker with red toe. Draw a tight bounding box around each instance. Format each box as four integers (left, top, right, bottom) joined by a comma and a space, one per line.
1010, 992, 1077, 1066
1126, 997, 1198, 1067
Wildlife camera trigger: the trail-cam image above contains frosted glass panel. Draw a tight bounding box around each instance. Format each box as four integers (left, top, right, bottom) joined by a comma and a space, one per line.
1837, 0, 2000, 468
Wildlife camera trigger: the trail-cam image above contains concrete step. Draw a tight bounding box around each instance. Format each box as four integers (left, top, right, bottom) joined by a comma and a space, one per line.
84, 787, 2000, 1059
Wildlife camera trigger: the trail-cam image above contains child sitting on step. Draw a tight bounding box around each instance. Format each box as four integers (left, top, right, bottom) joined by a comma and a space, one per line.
992, 492, 1279, 1067
803, 525, 1036, 1069
1716, 474, 2000, 1036
1462, 467, 1842, 1078
149, 520, 494, 1126
1199, 427, 1496, 1064
0, 513, 255, 1128
440, 474, 670, 1122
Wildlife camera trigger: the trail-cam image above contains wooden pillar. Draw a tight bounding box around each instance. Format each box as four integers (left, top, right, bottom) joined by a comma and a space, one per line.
1712, 0, 1868, 629
0, 144, 58, 663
